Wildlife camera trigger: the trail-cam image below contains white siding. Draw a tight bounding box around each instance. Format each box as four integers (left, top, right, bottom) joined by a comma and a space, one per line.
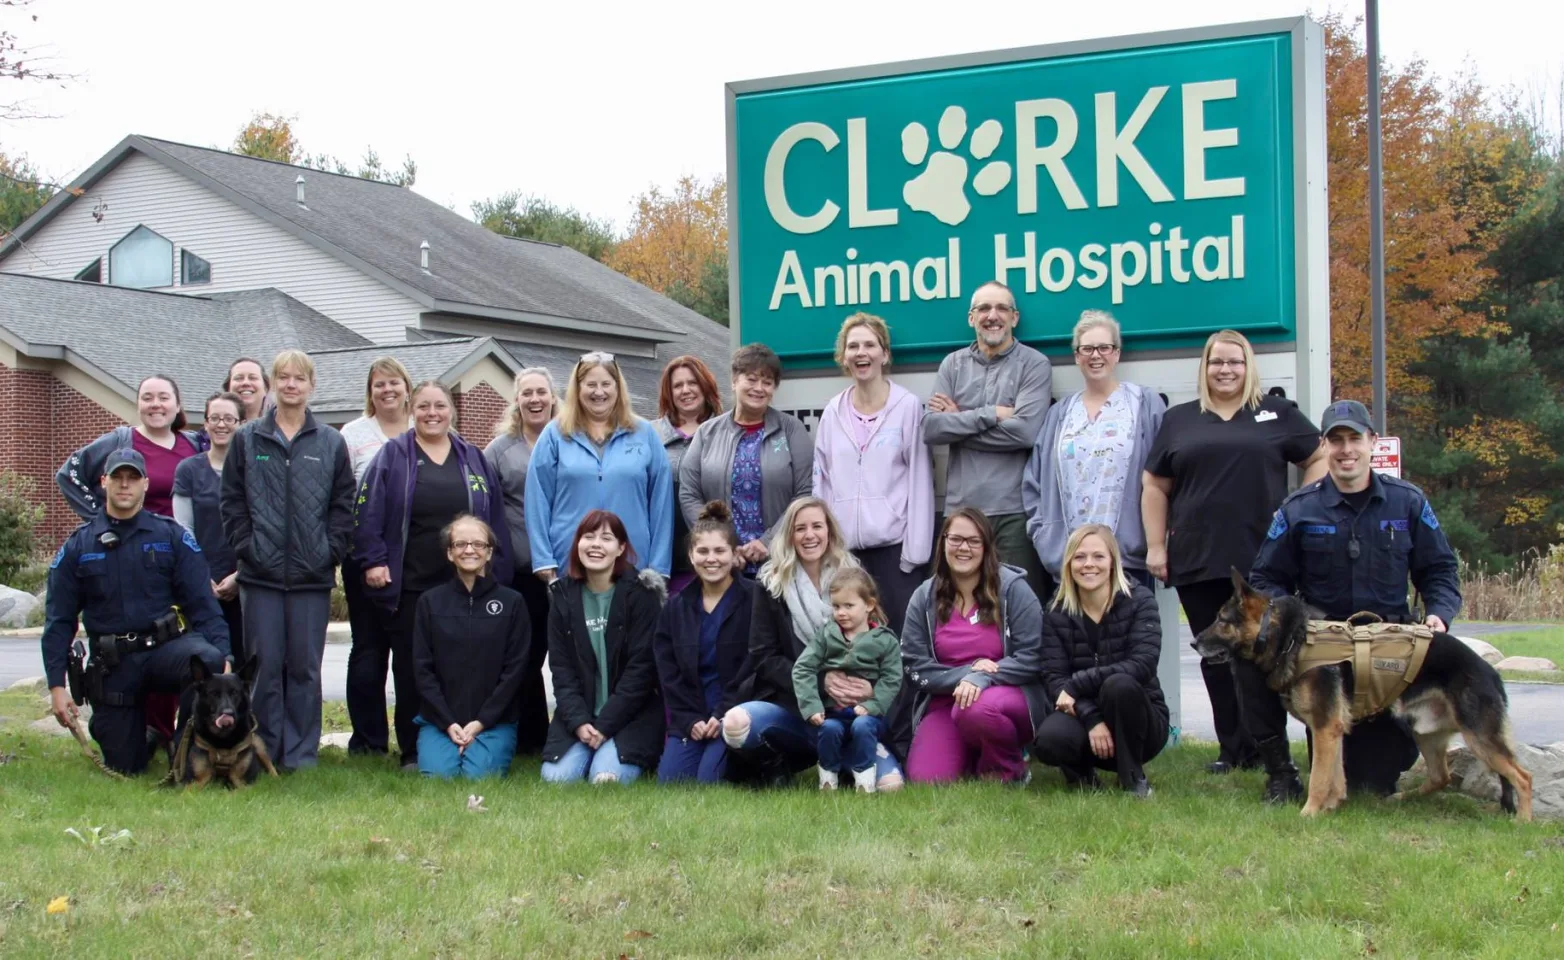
0, 153, 422, 343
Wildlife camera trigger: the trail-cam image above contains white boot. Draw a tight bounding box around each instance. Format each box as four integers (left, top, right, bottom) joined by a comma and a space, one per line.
853, 766, 877, 794
818, 767, 839, 790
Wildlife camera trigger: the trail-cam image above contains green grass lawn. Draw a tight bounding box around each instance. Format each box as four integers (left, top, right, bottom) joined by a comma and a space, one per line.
0, 687, 1560, 958
1490, 628, 1564, 684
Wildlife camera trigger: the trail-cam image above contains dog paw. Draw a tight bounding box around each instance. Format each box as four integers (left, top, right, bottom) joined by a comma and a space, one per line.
1299, 803, 1323, 817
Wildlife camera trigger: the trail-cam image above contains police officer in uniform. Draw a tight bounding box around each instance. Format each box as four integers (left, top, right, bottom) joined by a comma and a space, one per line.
1242, 400, 1461, 803
43, 449, 233, 775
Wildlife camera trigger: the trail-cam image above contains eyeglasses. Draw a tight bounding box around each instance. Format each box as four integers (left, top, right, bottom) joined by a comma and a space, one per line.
1207, 359, 1247, 369
1075, 344, 1118, 358
450, 540, 493, 553
969, 302, 1015, 316
206, 415, 240, 426
580, 351, 616, 365
943, 535, 983, 550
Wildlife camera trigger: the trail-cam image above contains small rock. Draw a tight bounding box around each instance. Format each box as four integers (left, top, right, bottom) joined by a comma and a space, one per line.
0, 585, 41, 629
1457, 637, 1504, 665
1426, 741, 1564, 820
29, 717, 72, 737
319, 732, 352, 749
7, 676, 46, 694
1495, 656, 1559, 672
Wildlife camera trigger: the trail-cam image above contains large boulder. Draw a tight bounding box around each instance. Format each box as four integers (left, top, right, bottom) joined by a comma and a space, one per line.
1457, 636, 1504, 665
1437, 741, 1564, 821
0, 584, 40, 628
1495, 655, 1559, 673
7, 676, 46, 694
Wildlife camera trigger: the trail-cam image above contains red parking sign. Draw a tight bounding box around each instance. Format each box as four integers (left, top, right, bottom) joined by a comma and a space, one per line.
1371, 436, 1401, 478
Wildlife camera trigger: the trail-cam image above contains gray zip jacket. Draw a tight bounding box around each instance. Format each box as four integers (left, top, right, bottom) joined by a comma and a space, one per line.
900, 563, 1048, 736
484, 430, 535, 572
1021, 383, 1166, 577
922, 340, 1052, 515
678, 408, 812, 540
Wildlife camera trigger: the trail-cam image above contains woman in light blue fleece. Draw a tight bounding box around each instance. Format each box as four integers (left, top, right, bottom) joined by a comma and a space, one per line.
1022, 311, 1165, 594
526, 353, 674, 582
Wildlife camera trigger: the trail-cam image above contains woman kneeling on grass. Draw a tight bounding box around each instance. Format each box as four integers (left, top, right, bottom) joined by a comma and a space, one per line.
792, 568, 902, 793
653, 501, 758, 784
541, 510, 666, 785
1035, 524, 1168, 797
901, 508, 1046, 784
412, 515, 531, 779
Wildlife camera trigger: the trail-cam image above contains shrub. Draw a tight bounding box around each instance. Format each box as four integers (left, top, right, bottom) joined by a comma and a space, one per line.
1459, 534, 1564, 622
0, 471, 44, 587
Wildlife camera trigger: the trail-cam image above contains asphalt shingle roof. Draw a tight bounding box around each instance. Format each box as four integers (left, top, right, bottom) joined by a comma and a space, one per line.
309, 337, 515, 415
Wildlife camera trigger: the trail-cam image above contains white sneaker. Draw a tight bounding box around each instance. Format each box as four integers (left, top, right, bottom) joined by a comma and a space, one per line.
818, 767, 839, 790
853, 767, 877, 794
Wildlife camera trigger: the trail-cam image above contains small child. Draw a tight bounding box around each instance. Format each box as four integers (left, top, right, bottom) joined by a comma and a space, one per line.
791, 568, 902, 793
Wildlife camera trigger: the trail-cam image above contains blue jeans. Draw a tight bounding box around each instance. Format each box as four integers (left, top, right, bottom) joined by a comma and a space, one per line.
415, 717, 517, 779
540, 738, 642, 785
657, 736, 728, 784
725, 700, 902, 782
816, 709, 885, 774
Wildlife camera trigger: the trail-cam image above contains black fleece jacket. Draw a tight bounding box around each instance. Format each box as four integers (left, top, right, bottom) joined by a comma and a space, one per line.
1039, 583, 1167, 732
412, 575, 531, 730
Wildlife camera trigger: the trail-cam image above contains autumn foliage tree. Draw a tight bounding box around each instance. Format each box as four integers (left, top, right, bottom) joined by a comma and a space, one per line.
611, 175, 729, 324
232, 112, 417, 187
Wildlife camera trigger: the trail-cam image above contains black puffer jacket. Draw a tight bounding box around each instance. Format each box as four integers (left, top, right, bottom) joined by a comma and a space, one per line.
220, 408, 355, 591
1039, 584, 1167, 733
542, 569, 667, 769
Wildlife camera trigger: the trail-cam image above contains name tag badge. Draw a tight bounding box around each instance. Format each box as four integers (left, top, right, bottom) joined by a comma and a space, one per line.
969, 611, 980, 625
1254, 410, 1279, 423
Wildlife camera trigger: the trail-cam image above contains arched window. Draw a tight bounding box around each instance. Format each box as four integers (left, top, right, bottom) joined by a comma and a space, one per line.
108, 225, 173, 288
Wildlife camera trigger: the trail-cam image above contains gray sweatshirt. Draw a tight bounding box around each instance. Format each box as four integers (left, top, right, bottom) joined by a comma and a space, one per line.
484, 431, 536, 571
1021, 383, 1166, 577
678, 408, 813, 540
899, 564, 1048, 737
922, 340, 1053, 515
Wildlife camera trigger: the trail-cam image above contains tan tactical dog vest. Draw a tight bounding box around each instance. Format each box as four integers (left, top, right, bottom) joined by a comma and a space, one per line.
1297, 616, 1434, 718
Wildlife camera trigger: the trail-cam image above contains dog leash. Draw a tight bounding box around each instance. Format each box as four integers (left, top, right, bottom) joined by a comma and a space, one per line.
67, 713, 126, 781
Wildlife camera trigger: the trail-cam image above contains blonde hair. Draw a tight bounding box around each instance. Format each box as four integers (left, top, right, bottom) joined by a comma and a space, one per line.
758, 497, 858, 598
271, 349, 315, 383
827, 567, 888, 628
361, 356, 412, 418
1052, 523, 1133, 615
558, 358, 636, 437
1197, 330, 1263, 413
1072, 310, 1121, 351
833, 312, 892, 375
496, 367, 559, 439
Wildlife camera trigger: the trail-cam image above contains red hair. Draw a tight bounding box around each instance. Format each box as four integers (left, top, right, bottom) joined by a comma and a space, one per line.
656, 355, 723, 423
566, 510, 638, 581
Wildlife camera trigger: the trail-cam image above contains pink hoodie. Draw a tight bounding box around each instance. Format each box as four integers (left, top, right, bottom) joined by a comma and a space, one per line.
812, 382, 935, 572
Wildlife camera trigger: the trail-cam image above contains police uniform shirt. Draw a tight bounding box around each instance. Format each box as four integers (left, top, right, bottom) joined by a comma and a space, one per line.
1145, 395, 1321, 586
1250, 471, 1462, 627
39, 510, 232, 688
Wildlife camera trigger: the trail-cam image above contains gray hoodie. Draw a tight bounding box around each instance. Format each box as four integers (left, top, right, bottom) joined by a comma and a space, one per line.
899, 563, 1048, 737
1021, 383, 1166, 577
483, 430, 536, 571
678, 408, 812, 540
922, 340, 1052, 515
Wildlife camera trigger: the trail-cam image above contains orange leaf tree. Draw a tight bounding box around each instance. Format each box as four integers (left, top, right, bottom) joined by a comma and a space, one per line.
610, 175, 728, 323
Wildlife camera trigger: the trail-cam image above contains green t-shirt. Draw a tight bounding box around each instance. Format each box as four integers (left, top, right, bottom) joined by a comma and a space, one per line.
583, 584, 616, 713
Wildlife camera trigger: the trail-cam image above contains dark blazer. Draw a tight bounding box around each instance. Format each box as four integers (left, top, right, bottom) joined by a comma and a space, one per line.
542, 570, 666, 768
653, 577, 757, 737
1039, 583, 1168, 733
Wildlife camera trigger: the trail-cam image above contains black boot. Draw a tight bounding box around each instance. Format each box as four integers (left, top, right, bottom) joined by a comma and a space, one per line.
1257, 737, 1303, 805
1062, 765, 1101, 791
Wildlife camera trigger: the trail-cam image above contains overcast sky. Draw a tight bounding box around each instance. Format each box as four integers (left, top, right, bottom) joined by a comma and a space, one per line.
4, 0, 1560, 229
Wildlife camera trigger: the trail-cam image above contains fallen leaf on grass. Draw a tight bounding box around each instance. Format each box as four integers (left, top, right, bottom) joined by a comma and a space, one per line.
467, 794, 487, 813
46, 896, 69, 915
625, 930, 655, 941
1514, 886, 1530, 903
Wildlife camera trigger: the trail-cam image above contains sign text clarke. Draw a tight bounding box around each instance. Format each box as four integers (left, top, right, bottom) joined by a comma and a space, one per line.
730, 27, 1301, 367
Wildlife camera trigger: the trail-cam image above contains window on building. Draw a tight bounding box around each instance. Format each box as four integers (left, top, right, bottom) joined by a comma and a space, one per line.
75, 258, 102, 283
181, 249, 211, 285
108, 225, 173, 288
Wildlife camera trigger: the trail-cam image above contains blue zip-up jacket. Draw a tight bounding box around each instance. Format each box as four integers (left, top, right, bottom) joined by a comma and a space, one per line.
524, 418, 673, 576
353, 431, 514, 610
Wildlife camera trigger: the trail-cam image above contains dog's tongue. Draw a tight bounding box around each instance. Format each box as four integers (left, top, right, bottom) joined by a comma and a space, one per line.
214, 714, 235, 730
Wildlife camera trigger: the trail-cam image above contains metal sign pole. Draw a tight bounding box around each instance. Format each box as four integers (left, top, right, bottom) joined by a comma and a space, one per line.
1366, 0, 1388, 433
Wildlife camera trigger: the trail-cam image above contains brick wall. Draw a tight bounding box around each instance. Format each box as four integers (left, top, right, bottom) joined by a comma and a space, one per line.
46, 376, 127, 549
454, 382, 507, 445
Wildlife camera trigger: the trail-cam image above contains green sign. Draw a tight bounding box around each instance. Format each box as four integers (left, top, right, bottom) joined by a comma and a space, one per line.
729, 21, 1311, 367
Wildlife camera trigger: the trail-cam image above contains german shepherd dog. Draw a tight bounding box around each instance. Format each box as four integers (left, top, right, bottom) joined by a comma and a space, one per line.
169, 655, 279, 789
1192, 570, 1532, 821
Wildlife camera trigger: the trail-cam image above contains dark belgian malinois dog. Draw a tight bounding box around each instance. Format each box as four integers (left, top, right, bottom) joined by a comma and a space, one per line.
1193, 570, 1532, 821
168, 655, 279, 790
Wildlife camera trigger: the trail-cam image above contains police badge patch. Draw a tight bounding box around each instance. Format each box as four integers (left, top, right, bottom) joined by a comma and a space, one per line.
1266, 509, 1288, 540
181, 529, 203, 553
1420, 500, 1440, 530
50, 544, 66, 569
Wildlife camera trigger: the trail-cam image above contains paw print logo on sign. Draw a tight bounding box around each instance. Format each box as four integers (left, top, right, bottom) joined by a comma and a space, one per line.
901, 106, 1012, 226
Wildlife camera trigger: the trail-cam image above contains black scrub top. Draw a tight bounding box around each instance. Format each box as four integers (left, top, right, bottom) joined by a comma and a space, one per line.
1146, 394, 1320, 585
403, 452, 469, 593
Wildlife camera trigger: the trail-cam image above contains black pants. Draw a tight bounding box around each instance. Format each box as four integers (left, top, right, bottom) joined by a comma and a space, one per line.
378, 591, 424, 763
220, 595, 245, 667
511, 571, 552, 755
1033, 674, 1168, 785
1179, 578, 1259, 768
343, 556, 391, 755
1233, 657, 1420, 796
91, 633, 227, 774
854, 543, 926, 636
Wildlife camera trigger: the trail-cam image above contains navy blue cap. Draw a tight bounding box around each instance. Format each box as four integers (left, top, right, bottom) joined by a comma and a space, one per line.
1320, 399, 1374, 436
103, 448, 147, 477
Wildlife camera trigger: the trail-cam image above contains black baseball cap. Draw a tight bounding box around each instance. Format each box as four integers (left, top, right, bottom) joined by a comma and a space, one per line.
1320, 399, 1374, 436
103, 448, 147, 477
